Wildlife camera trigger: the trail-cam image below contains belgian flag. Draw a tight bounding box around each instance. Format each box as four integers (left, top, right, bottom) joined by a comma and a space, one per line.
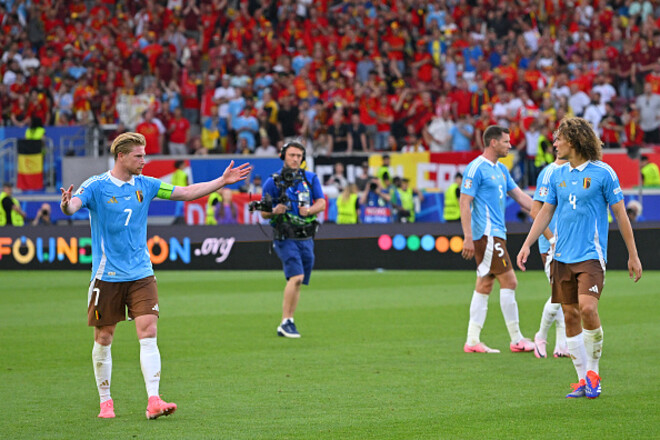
17, 139, 44, 190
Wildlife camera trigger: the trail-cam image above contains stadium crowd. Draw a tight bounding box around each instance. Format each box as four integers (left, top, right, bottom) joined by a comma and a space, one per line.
1, 0, 660, 164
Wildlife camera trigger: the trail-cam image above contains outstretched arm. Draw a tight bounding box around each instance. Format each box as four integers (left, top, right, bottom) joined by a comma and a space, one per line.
170, 161, 251, 201
611, 200, 643, 282
60, 184, 83, 215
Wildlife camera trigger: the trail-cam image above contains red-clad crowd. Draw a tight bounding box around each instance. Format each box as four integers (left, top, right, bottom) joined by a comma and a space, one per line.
1, 0, 659, 158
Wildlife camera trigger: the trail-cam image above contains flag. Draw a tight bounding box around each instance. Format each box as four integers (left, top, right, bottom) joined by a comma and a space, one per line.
17, 139, 43, 190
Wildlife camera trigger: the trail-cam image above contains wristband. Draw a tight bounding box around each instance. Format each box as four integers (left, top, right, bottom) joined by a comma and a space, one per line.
548, 236, 556, 245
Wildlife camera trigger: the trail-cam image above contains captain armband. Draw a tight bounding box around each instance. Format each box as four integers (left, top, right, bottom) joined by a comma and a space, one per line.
156, 182, 175, 200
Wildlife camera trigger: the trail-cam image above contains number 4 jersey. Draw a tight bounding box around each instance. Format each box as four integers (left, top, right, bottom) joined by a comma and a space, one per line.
461, 156, 518, 241
74, 172, 174, 282
544, 161, 623, 265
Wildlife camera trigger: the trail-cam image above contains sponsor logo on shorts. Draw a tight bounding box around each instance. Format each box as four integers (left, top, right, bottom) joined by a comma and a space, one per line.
588, 285, 599, 294
152, 304, 159, 312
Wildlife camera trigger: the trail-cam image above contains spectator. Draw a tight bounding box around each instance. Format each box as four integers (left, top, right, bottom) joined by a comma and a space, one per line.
355, 161, 372, 192
325, 162, 348, 195
215, 188, 238, 224
233, 97, 259, 153
626, 199, 642, 223
167, 107, 190, 155
135, 109, 165, 155
635, 83, 660, 145
347, 112, 368, 152
600, 102, 623, 149
449, 114, 474, 152
247, 175, 263, 195
254, 135, 278, 156
326, 111, 350, 154
568, 83, 591, 117
374, 94, 394, 151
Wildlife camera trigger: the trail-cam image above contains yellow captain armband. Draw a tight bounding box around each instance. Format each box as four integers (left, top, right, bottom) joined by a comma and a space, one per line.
157, 182, 175, 200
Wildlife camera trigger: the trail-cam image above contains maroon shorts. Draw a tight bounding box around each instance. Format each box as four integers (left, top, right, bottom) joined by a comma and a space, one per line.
474, 236, 513, 277
551, 260, 604, 304
87, 276, 159, 327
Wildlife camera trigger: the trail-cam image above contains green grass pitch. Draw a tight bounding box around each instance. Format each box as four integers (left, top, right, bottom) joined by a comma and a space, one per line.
0, 270, 658, 439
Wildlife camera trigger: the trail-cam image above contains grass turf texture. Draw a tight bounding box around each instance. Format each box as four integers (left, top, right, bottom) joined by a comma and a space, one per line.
0, 270, 658, 440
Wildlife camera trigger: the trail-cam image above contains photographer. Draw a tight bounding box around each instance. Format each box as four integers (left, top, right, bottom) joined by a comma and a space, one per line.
32, 202, 53, 226
359, 176, 392, 224
259, 141, 326, 338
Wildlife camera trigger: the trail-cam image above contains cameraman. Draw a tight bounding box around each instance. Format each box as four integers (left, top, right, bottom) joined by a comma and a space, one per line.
261, 141, 326, 338
32, 202, 53, 226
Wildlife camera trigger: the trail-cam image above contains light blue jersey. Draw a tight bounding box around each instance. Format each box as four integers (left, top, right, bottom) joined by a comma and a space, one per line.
533, 162, 561, 254
461, 156, 518, 240
545, 161, 623, 265
74, 172, 174, 282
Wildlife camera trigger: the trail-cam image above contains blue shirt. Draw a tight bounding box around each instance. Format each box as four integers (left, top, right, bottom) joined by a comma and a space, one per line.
450, 124, 474, 152
262, 169, 324, 224
461, 156, 518, 240
545, 161, 623, 264
533, 162, 561, 254
74, 172, 174, 282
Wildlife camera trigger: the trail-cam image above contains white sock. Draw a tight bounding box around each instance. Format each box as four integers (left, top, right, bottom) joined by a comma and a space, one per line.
537, 298, 560, 340
555, 307, 567, 349
583, 327, 603, 374
139, 337, 161, 398
500, 289, 523, 343
566, 333, 587, 381
92, 342, 112, 403
466, 291, 489, 345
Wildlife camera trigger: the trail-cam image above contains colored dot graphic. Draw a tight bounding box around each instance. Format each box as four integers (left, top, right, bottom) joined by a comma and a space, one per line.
392, 234, 407, 251
407, 235, 420, 251
378, 235, 464, 253
421, 235, 435, 251
378, 234, 392, 251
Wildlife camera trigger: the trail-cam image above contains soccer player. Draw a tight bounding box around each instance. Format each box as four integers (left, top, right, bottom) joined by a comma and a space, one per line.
60, 132, 251, 418
530, 157, 569, 359
517, 117, 642, 399
460, 125, 536, 354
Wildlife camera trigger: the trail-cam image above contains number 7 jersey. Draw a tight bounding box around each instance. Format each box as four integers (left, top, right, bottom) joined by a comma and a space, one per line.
74, 172, 174, 282
461, 156, 518, 241
545, 161, 623, 265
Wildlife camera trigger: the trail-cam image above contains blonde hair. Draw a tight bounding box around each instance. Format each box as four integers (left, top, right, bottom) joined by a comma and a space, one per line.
110, 132, 146, 159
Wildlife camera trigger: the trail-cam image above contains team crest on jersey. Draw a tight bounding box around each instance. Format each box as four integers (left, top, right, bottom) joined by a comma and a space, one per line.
464, 179, 472, 189
539, 186, 548, 197
583, 177, 591, 189
136, 190, 143, 202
